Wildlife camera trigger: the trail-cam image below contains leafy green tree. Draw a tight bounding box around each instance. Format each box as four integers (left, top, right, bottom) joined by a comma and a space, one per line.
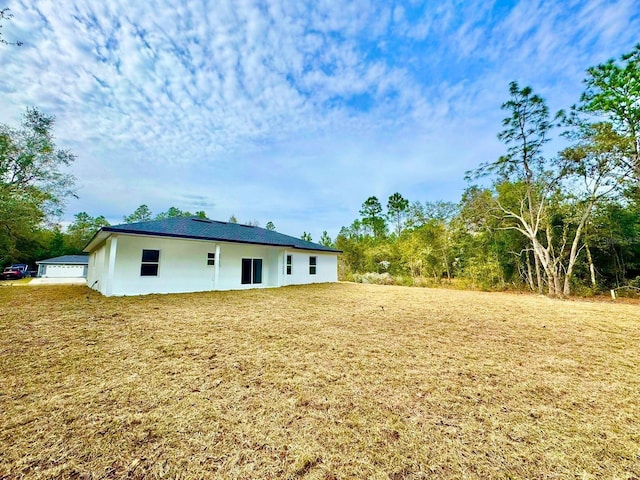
319, 230, 333, 247
343, 220, 365, 241
579, 45, 640, 183
228, 215, 238, 223
335, 226, 367, 277
154, 207, 206, 220
398, 223, 438, 280
364, 239, 400, 274
407, 200, 458, 228
588, 200, 640, 287
451, 186, 521, 289
0, 108, 76, 264
265, 221, 276, 231
359, 196, 386, 238
387, 192, 409, 235
155, 207, 186, 219
1, 107, 76, 216
123, 204, 152, 223
558, 122, 634, 293
0, 185, 43, 265
44, 226, 67, 259
66, 212, 110, 252
34, 224, 67, 261
301, 232, 312, 242
476, 81, 553, 184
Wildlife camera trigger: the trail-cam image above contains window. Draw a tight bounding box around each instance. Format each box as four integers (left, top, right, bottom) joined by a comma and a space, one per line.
141, 249, 160, 276
286, 255, 292, 275
207, 252, 215, 266
241, 258, 263, 284
309, 256, 317, 275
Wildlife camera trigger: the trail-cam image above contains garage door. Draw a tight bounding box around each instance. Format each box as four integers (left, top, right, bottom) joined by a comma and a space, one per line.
45, 265, 86, 278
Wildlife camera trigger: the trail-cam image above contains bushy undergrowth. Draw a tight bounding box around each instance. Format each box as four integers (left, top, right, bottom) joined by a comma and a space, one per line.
344, 270, 630, 297
349, 272, 467, 289
351, 272, 395, 285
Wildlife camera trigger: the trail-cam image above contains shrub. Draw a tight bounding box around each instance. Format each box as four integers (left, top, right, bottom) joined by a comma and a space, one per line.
352, 272, 395, 285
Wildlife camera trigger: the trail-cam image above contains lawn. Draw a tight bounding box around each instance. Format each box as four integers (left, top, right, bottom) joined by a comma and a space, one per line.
0, 283, 638, 479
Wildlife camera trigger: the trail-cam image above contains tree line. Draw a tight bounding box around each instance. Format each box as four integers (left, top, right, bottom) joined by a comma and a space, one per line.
2, 45, 638, 296
332, 45, 640, 296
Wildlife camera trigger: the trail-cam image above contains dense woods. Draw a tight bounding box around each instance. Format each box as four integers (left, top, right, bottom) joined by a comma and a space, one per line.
2, 46, 639, 296
334, 189, 640, 295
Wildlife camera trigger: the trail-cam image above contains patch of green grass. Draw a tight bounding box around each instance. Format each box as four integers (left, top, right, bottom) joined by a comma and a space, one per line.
0, 277, 32, 286
1, 284, 639, 479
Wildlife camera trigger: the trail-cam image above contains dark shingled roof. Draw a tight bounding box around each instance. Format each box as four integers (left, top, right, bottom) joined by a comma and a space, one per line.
36, 254, 89, 265
88, 217, 341, 253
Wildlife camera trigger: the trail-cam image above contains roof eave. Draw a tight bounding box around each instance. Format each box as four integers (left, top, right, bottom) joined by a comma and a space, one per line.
83, 229, 111, 252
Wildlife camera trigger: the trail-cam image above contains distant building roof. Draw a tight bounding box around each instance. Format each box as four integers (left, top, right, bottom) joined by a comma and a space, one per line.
84, 217, 341, 253
36, 254, 89, 265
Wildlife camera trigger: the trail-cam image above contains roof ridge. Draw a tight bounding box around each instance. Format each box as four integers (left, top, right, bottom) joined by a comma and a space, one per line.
85, 216, 341, 253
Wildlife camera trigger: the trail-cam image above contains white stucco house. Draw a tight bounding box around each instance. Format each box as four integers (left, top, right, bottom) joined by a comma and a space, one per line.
83, 217, 341, 296
36, 254, 89, 278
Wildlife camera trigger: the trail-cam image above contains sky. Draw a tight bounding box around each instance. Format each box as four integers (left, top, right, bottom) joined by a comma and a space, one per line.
1, 0, 639, 240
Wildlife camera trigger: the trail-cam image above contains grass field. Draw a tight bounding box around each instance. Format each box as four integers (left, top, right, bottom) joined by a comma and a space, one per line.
1, 283, 639, 479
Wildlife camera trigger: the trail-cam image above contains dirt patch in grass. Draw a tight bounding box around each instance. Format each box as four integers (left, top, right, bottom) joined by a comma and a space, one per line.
1, 284, 639, 479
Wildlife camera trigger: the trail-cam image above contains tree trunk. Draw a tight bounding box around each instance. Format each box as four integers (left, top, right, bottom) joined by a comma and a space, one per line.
526, 189, 544, 293
526, 250, 535, 291
553, 268, 563, 296
442, 252, 451, 282
533, 250, 543, 293
563, 202, 594, 296
585, 240, 596, 288
563, 239, 580, 296
531, 238, 560, 296
633, 130, 640, 186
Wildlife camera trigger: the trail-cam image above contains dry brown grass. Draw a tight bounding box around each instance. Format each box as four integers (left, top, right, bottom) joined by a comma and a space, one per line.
1, 283, 639, 479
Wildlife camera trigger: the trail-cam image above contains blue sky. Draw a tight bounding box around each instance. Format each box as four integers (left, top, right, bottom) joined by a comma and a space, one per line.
1, 0, 638, 240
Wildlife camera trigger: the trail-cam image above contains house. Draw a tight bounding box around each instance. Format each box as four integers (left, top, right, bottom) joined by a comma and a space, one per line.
83, 217, 341, 296
36, 254, 89, 278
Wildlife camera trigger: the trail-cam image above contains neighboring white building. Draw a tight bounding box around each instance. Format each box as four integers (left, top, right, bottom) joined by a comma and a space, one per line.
83, 217, 340, 296
36, 254, 89, 278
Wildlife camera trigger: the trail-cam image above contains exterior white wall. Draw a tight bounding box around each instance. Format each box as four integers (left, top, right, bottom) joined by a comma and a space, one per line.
110, 235, 219, 296
283, 251, 338, 286
216, 242, 281, 290
87, 241, 108, 292
87, 233, 339, 296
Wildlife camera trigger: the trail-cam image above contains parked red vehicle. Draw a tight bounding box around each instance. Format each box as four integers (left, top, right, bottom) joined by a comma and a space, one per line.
1, 264, 30, 280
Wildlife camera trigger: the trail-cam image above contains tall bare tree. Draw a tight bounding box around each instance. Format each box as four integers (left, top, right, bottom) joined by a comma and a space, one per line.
472, 81, 555, 293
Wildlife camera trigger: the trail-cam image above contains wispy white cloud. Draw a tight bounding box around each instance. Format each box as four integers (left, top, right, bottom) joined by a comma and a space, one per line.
0, 0, 638, 238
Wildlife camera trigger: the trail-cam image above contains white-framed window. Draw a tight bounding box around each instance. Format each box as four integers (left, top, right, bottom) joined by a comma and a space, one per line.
141, 249, 160, 276
309, 256, 317, 275
207, 252, 215, 266
286, 255, 292, 275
